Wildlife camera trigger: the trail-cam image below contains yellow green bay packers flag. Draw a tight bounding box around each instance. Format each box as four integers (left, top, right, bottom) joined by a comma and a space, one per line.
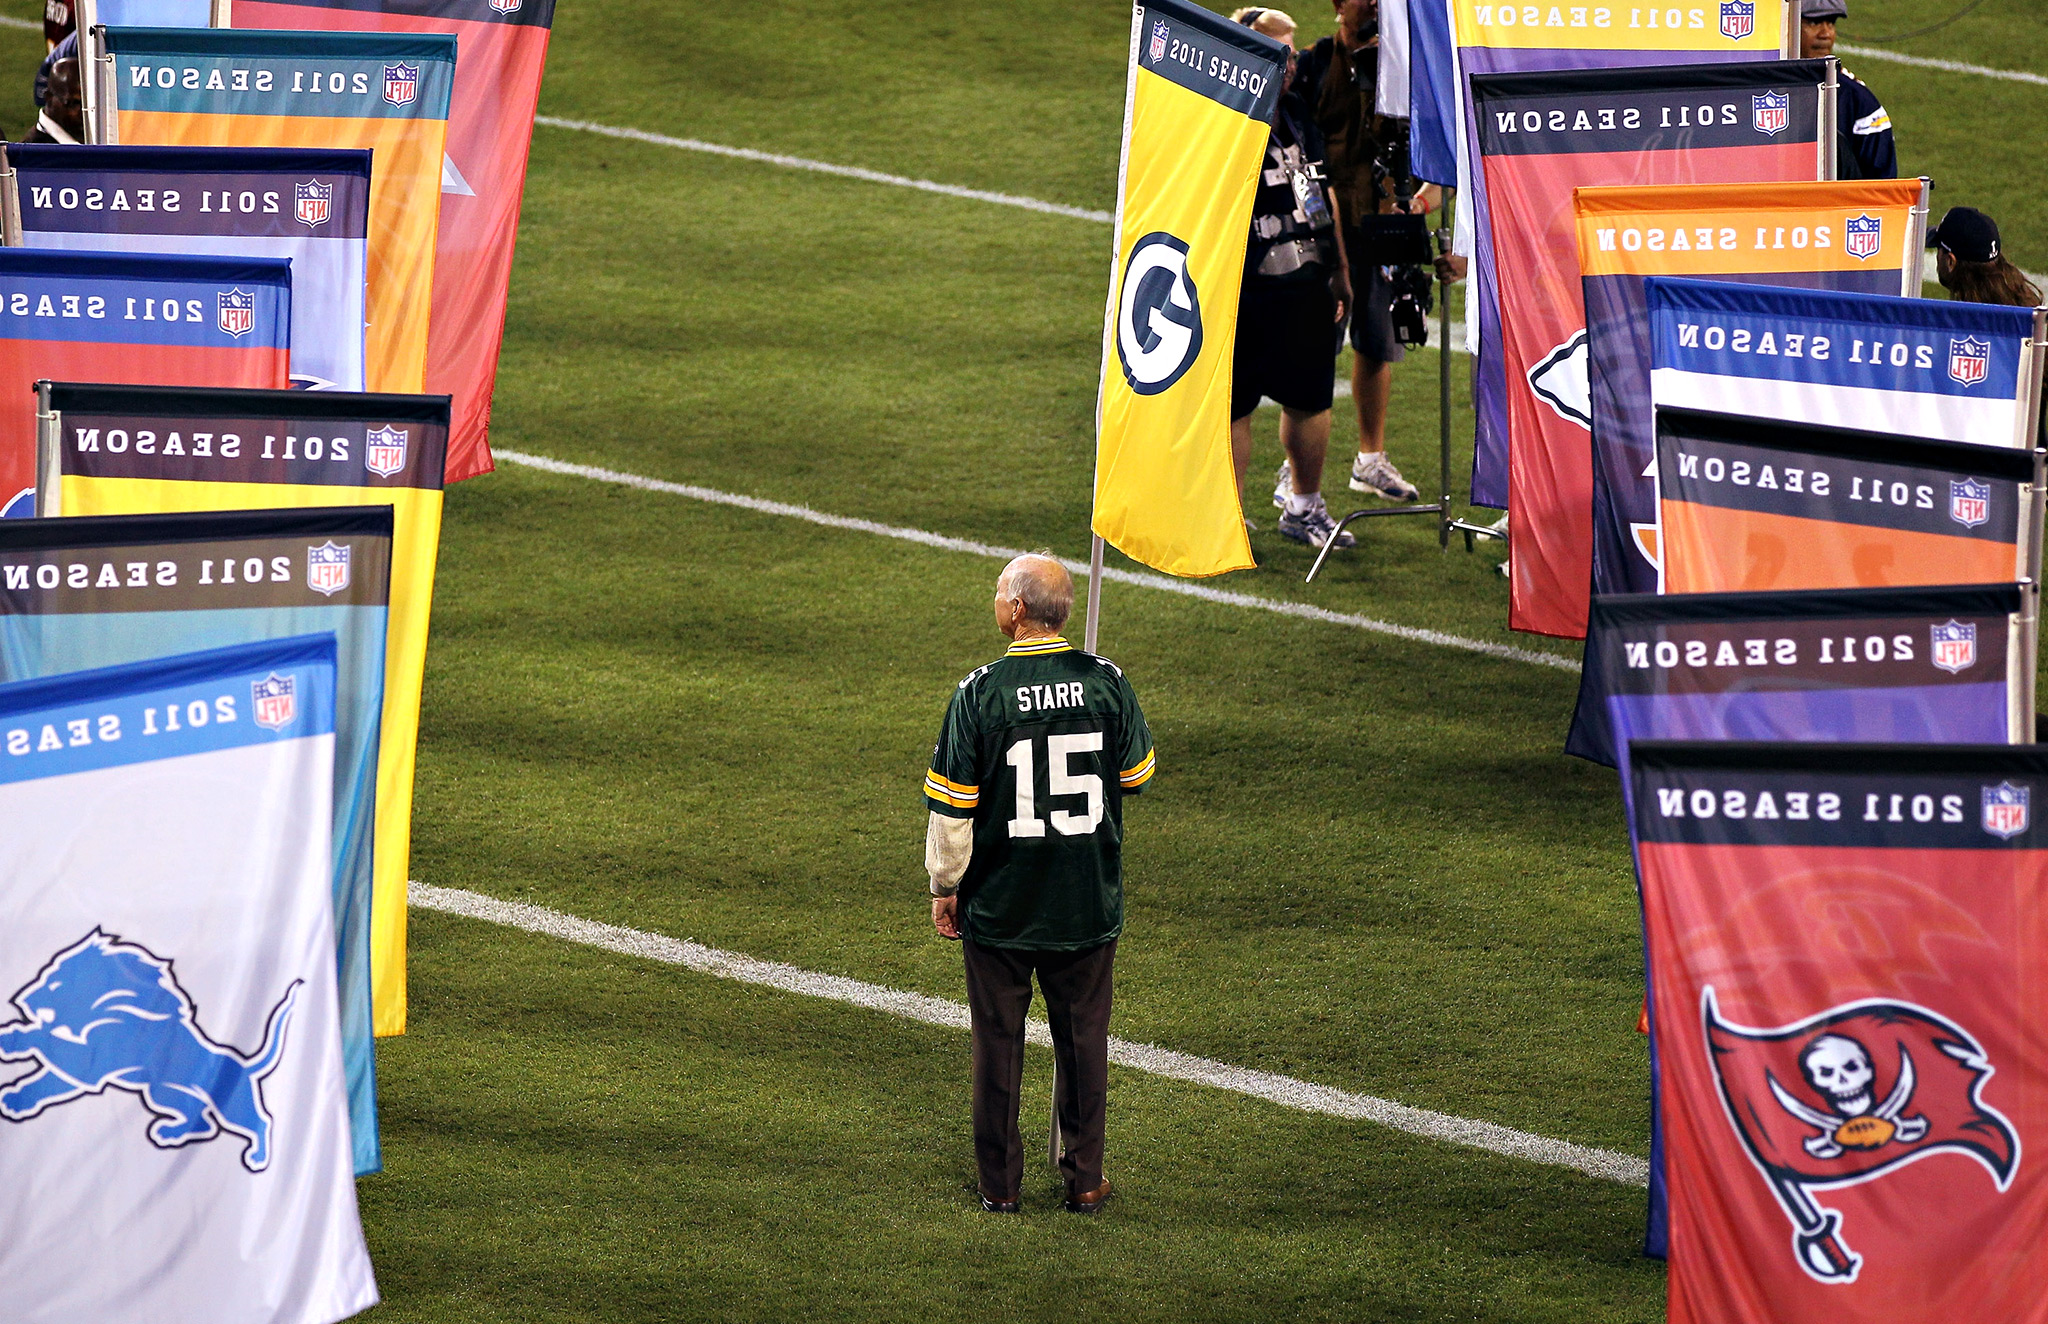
1094, 0, 1287, 578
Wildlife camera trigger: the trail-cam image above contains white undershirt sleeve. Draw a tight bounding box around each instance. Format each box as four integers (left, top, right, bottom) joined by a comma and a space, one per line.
926, 812, 974, 897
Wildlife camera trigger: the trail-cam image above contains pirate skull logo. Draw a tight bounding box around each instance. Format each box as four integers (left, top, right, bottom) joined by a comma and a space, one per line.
1772, 1033, 1929, 1159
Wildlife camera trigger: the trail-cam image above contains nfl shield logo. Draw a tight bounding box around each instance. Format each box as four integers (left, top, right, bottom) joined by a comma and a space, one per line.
1844, 212, 1882, 260
294, 179, 331, 228
1950, 477, 1990, 527
1148, 19, 1168, 63
1751, 89, 1789, 136
364, 424, 408, 478
1982, 782, 2029, 839
1949, 336, 1990, 387
252, 673, 297, 731
383, 62, 418, 107
306, 541, 351, 596
216, 288, 254, 338
1720, 0, 1754, 40
1930, 619, 1977, 674
490, 0, 520, 10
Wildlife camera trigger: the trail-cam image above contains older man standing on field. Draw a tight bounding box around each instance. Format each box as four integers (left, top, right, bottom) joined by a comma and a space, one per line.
924, 554, 1155, 1216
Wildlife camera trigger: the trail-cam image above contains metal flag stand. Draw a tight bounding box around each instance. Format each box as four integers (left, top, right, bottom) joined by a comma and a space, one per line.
1307, 189, 1501, 585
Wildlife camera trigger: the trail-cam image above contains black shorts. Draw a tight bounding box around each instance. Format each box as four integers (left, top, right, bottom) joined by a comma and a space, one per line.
1342, 226, 1406, 365
1231, 273, 1340, 420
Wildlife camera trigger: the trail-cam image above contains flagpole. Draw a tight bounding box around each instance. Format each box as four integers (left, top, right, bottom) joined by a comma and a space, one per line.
1083, 535, 1105, 654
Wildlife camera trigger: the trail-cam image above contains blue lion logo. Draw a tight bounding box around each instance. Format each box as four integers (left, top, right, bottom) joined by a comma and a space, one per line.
0, 930, 299, 1171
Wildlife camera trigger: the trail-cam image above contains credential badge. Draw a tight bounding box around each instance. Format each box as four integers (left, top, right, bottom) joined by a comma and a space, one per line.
383, 62, 419, 107
1720, 0, 1755, 40
1949, 336, 1991, 387
306, 541, 350, 596
1844, 212, 1882, 260
1982, 782, 2029, 839
1148, 19, 1169, 64
364, 424, 408, 478
216, 287, 254, 338
1930, 619, 1977, 674
294, 179, 331, 228
1949, 477, 1990, 528
1751, 89, 1789, 136
251, 673, 296, 731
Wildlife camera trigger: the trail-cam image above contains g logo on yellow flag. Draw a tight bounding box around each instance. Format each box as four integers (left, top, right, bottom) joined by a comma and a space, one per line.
1093, 1, 1287, 579
1117, 232, 1204, 395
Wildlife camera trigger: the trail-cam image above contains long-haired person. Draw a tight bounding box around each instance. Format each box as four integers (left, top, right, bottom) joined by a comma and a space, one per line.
1928, 207, 2041, 308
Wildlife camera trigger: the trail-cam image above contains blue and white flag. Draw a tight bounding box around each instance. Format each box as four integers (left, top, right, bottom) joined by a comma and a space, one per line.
9, 145, 371, 392
0, 508, 393, 1176
0, 634, 377, 1324
1407, 0, 1458, 186
1648, 278, 2044, 449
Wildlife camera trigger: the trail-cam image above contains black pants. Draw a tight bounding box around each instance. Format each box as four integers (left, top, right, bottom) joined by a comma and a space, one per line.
962, 937, 1116, 1201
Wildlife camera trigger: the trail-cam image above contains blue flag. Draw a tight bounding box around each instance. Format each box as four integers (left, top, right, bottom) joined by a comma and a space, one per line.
1407, 0, 1457, 187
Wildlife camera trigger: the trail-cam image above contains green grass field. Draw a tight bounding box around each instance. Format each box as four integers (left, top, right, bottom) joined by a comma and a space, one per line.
3, 2, 2043, 1318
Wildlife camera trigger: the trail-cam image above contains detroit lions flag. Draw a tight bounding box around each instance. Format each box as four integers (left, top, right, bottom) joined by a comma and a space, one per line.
1648, 277, 2044, 449
1654, 408, 2038, 595
1579, 180, 1925, 599
0, 634, 378, 1323
94, 26, 455, 398
1454, 3, 1796, 511
0, 507, 393, 1176
0, 249, 290, 519
1632, 741, 2048, 1322
6, 144, 372, 392
1473, 60, 1832, 636
41, 383, 447, 1036
232, 0, 558, 482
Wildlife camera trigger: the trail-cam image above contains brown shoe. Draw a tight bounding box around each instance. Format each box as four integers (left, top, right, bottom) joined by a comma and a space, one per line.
978, 1189, 1020, 1214
1064, 1179, 1111, 1215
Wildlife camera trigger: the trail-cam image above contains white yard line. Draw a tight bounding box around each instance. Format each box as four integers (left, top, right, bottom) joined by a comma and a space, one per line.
0, 15, 36, 30
412, 882, 1650, 1187
1836, 42, 2048, 88
494, 450, 1577, 674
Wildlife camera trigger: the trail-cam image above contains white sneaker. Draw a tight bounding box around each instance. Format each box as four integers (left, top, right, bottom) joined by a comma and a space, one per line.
1272, 460, 1292, 510
1277, 497, 1356, 549
1349, 451, 1419, 501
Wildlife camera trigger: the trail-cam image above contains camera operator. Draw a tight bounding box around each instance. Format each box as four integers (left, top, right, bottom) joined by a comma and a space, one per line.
1227, 9, 1357, 551
1289, 0, 1435, 506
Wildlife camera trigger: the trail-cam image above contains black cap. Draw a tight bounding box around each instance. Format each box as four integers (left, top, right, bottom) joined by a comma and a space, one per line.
1927, 207, 2002, 264
1803, 1, 1846, 19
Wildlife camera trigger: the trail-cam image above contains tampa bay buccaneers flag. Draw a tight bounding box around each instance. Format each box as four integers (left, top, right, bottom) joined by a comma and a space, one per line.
231, 0, 558, 482
1472, 59, 1832, 636
1578, 179, 1925, 599
1093, 0, 1285, 578
1654, 408, 2039, 595
1632, 741, 2048, 1320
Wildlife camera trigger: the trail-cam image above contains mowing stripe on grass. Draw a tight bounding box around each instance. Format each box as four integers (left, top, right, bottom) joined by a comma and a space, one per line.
494, 450, 1579, 673
1837, 42, 2048, 87
412, 882, 1650, 1187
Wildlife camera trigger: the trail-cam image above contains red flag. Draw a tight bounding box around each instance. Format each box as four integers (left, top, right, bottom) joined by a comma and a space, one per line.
1704, 989, 2017, 1282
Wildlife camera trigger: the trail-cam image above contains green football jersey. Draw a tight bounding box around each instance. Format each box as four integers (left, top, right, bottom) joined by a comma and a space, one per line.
925, 636, 1155, 950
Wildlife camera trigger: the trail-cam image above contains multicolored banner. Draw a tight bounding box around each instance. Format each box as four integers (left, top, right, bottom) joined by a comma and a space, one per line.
0, 634, 378, 1321
7, 143, 371, 391
1649, 277, 2046, 447
0, 249, 290, 519
1454, 2, 1797, 510
1632, 741, 2048, 1321
1092, 0, 1285, 578
95, 26, 455, 397
1654, 407, 2040, 595
0, 506, 393, 1176
1473, 59, 1831, 636
1580, 180, 1924, 599
41, 383, 447, 1037
232, 0, 558, 482
1408, 0, 1458, 187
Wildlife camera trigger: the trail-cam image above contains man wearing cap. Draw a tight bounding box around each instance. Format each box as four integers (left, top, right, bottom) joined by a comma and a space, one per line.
1801, 1, 1897, 181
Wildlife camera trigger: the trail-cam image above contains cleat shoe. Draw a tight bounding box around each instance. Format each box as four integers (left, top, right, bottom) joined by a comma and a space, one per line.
1272, 460, 1293, 509
1277, 498, 1356, 549
1349, 450, 1420, 501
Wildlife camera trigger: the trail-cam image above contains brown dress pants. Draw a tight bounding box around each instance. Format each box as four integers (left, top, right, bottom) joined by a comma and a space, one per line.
962, 937, 1117, 1201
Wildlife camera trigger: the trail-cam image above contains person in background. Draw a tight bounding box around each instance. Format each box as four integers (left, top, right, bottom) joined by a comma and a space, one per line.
23, 39, 81, 145
1290, 0, 1429, 504
1227, 7, 1358, 551
1801, 1, 1897, 181
1928, 207, 2041, 308
44, 0, 72, 52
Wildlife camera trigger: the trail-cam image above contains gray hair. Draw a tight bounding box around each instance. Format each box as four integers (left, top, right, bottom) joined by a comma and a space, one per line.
998, 553, 1074, 632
